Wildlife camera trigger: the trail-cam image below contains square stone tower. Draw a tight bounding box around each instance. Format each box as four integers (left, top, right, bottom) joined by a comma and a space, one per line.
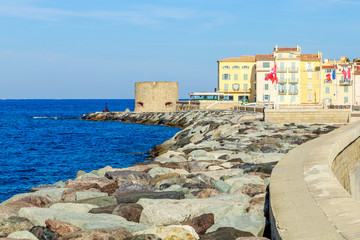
134, 81, 179, 112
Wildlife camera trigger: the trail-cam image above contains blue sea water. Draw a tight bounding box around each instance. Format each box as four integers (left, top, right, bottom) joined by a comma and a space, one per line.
0, 99, 180, 203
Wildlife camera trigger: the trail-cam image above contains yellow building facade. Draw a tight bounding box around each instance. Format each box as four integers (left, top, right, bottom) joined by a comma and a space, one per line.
217, 56, 256, 103
300, 53, 322, 104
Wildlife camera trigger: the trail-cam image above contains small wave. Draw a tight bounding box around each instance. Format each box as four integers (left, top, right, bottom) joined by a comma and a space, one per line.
31, 116, 77, 120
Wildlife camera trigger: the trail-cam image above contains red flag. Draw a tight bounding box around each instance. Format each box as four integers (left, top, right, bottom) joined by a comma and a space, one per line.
265, 64, 278, 84
342, 69, 347, 79
326, 73, 331, 82
348, 68, 351, 79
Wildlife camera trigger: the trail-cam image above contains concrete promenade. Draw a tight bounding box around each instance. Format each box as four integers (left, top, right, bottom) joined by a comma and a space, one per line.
270, 120, 360, 239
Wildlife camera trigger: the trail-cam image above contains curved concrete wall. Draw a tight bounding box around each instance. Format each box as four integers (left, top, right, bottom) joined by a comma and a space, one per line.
270, 121, 360, 239
135, 81, 178, 113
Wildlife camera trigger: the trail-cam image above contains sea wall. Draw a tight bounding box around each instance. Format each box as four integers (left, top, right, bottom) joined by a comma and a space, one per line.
264, 109, 350, 123
0, 110, 339, 239
270, 120, 360, 239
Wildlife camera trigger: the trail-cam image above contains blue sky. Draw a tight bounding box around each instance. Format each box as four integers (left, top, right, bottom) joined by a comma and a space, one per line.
0, 0, 359, 99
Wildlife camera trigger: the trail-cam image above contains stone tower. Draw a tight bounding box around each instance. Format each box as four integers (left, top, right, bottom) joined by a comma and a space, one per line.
134, 81, 179, 112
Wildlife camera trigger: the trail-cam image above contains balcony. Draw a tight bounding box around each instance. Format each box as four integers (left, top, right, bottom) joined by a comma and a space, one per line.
288, 89, 298, 95
289, 78, 299, 84
278, 89, 287, 95
278, 67, 287, 73
288, 67, 299, 73
278, 78, 287, 84
340, 80, 352, 86
305, 68, 314, 72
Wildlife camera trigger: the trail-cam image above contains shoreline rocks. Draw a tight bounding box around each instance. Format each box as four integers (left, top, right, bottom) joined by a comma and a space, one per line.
0, 110, 340, 239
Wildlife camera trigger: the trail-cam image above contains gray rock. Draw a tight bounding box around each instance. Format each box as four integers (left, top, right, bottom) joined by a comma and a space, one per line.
7, 230, 38, 240
213, 180, 230, 193
75, 196, 117, 207
0, 216, 34, 236
116, 191, 185, 204
113, 183, 156, 197
75, 191, 108, 201
206, 215, 266, 237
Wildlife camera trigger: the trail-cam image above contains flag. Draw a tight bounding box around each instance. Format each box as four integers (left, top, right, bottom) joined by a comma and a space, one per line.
332, 69, 336, 80
348, 67, 351, 79
326, 73, 331, 82
265, 64, 278, 84
342, 69, 347, 79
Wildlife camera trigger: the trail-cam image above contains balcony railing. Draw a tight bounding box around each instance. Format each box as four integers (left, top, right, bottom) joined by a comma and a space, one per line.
340, 80, 352, 86
288, 67, 299, 73
288, 89, 298, 95
278, 78, 287, 84
289, 78, 299, 83
278, 67, 287, 73
278, 89, 287, 94
305, 68, 314, 72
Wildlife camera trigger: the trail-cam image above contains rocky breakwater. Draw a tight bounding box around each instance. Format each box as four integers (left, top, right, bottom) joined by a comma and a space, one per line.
0, 110, 339, 240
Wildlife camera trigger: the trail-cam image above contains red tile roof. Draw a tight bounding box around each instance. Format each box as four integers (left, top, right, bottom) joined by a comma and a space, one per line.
300, 54, 321, 61
322, 66, 337, 69
255, 54, 274, 61
274, 47, 298, 52
218, 56, 255, 62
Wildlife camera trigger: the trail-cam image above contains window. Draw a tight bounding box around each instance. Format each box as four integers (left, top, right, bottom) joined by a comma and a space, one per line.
232, 66, 240, 69
254, 83, 256, 90
326, 87, 330, 94
291, 95, 296, 103
325, 69, 332, 73
243, 84, 248, 92
306, 62, 314, 71
344, 86, 348, 92
289, 84, 298, 93
308, 94, 312, 101
289, 53, 293, 58
223, 66, 230, 69
291, 73, 296, 82
279, 53, 283, 58
263, 62, 270, 68
264, 95, 270, 101
291, 62, 296, 71
222, 74, 230, 80
280, 95, 284, 102
280, 73, 285, 82
265, 84, 269, 90
232, 84, 240, 91
278, 84, 286, 93
308, 72, 312, 79
229, 95, 233, 101
344, 97, 349, 104
224, 84, 229, 92
280, 62, 285, 71
242, 66, 249, 69
234, 74, 238, 80
243, 74, 248, 80
307, 83, 312, 90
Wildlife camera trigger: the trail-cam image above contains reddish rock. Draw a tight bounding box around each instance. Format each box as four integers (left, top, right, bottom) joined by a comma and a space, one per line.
234, 184, 266, 197
196, 189, 220, 198
30, 226, 61, 239
149, 173, 179, 187
61, 189, 76, 202
0, 201, 37, 221
112, 203, 143, 223
45, 219, 81, 235
183, 213, 214, 235
65, 177, 118, 194
18, 195, 56, 207
58, 227, 132, 240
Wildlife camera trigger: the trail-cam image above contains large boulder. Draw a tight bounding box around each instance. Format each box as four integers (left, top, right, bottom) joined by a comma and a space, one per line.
206, 215, 266, 237
116, 191, 184, 204
112, 183, 156, 197
200, 227, 253, 240
7, 230, 38, 240
182, 213, 214, 235
105, 171, 151, 186
135, 225, 199, 240
45, 219, 81, 235
65, 177, 118, 194
0, 216, 34, 236
29, 226, 61, 239
58, 227, 132, 240
112, 203, 143, 223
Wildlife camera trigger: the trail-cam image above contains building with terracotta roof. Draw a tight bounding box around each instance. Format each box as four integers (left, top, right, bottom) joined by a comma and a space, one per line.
300, 53, 322, 104
273, 45, 302, 105
255, 54, 275, 103
217, 55, 256, 103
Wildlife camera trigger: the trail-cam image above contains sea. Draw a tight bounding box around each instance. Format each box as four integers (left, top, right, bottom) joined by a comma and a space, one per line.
0, 99, 180, 203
